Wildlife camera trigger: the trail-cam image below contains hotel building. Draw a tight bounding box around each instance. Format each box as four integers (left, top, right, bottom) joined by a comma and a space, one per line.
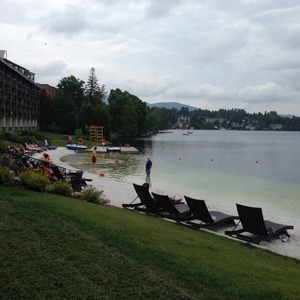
0, 50, 40, 132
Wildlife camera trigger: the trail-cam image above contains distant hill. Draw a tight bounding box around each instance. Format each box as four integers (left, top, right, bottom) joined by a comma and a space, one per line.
147, 102, 198, 111
279, 114, 298, 119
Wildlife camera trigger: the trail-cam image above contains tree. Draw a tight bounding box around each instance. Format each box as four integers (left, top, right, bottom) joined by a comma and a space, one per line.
84, 68, 106, 105
62, 112, 77, 135
108, 89, 148, 137
53, 91, 77, 132
78, 102, 95, 131
92, 103, 110, 138
151, 108, 170, 130
119, 103, 139, 137
39, 90, 55, 131
78, 102, 110, 137
108, 89, 126, 133
57, 76, 85, 110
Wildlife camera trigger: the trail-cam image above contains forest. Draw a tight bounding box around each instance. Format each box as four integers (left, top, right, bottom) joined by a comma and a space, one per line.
39, 68, 300, 141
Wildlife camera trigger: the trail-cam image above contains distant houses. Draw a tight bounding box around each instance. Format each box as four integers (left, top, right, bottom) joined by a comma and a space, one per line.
270, 124, 283, 130
175, 115, 287, 131
177, 116, 190, 129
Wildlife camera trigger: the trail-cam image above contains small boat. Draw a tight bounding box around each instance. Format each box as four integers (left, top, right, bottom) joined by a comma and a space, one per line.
107, 146, 121, 152
66, 144, 87, 151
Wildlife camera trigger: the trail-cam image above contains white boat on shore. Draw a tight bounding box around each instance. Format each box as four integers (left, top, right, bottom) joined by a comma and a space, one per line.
107, 146, 121, 152
66, 144, 87, 151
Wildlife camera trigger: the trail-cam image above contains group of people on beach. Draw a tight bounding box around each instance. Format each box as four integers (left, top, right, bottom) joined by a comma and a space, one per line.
6, 145, 60, 180
67, 136, 84, 145
38, 153, 54, 177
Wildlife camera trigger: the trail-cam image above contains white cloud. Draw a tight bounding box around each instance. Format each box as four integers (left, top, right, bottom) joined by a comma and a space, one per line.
1, 0, 300, 115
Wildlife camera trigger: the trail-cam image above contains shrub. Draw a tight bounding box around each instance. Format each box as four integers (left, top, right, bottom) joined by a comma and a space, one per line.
19, 135, 37, 145
81, 187, 106, 205
74, 128, 83, 139
18, 170, 32, 186
0, 131, 37, 144
0, 153, 11, 168
19, 170, 50, 192
0, 167, 14, 185
48, 180, 73, 196
0, 132, 19, 142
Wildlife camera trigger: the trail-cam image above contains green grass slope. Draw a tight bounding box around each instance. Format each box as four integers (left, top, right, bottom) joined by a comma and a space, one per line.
0, 186, 299, 299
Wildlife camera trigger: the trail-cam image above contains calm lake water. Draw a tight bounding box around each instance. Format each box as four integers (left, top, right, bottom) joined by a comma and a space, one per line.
61, 130, 300, 219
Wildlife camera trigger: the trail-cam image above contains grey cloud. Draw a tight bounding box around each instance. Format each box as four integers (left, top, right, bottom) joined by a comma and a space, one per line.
30, 60, 67, 84
145, 0, 182, 19
239, 82, 300, 104
115, 77, 172, 99
43, 5, 89, 35
284, 27, 300, 49
1, 0, 300, 115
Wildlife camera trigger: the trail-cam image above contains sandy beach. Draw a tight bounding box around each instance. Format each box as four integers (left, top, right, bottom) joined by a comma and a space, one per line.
35, 147, 299, 260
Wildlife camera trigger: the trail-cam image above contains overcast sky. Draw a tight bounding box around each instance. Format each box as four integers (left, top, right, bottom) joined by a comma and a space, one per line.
1, 0, 300, 115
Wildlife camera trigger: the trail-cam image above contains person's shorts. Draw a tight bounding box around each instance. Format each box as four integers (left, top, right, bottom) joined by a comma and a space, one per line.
92, 156, 96, 164
146, 170, 150, 175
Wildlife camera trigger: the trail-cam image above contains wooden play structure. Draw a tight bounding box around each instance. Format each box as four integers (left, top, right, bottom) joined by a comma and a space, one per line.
89, 125, 104, 142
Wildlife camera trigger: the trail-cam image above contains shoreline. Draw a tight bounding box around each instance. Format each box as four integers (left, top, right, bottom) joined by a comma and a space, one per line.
36, 147, 299, 260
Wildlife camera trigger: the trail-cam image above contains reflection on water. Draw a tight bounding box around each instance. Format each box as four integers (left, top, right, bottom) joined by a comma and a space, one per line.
145, 174, 152, 187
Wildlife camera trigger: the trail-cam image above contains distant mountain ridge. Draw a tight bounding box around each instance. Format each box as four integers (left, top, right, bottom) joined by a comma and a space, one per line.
147, 102, 197, 111
279, 114, 298, 119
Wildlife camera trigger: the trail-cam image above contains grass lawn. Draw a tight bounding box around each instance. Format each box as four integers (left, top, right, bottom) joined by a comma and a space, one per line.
0, 185, 299, 299
38, 131, 97, 148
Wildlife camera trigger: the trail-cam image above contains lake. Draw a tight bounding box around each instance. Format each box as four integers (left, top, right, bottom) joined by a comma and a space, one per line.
61, 130, 300, 219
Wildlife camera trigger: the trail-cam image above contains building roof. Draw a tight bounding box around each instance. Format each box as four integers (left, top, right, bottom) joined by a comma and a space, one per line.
0, 52, 40, 88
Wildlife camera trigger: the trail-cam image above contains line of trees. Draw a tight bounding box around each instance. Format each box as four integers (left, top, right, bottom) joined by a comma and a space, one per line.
188, 108, 300, 131
39, 68, 155, 140
39, 68, 300, 140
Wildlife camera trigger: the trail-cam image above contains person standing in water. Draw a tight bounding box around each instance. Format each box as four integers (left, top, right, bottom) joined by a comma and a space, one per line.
145, 157, 152, 175
92, 147, 97, 165
114, 152, 120, 169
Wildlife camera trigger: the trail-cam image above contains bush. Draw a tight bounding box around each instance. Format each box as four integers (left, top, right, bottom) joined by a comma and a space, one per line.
47, 180, 73, 196
81, 187, 106, 205
109, 133, 120, 145
0, 132, 19, 142
19, 170, 50, 192
0, 167, 14, 185
0, 131, 37, 144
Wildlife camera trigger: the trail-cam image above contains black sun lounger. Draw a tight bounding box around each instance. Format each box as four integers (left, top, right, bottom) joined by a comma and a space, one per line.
225, 204, 294, 244
50, 165, 67, 181
50, 166, 92, 191
151, 192, 191, 220
184, 196, 238, 228
122, 183, 162, 214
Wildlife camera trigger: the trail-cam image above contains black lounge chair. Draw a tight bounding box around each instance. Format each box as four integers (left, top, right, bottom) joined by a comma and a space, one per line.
122, 183, 162, 213
50, 165, 92, 188
50, 165, 66, 181
184, 196, 238, 228
225, 204, 294, 244
151, 192, 191, 220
